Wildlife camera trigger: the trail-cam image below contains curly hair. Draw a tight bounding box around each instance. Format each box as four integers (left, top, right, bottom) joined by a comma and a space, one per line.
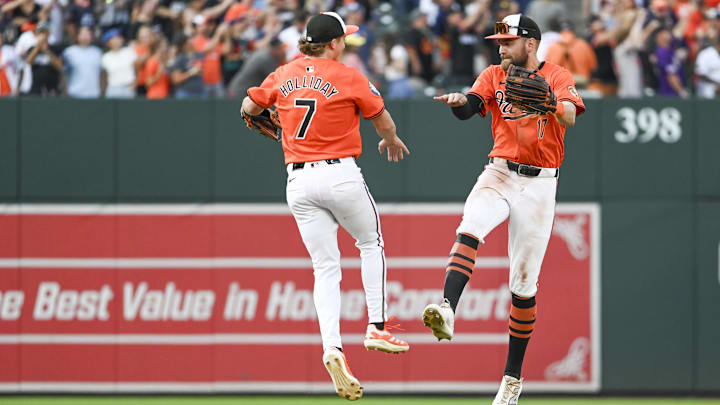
298, 37, 331, 57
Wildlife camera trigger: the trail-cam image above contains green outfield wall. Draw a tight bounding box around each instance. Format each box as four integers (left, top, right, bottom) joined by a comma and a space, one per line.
0, 97, 719, 394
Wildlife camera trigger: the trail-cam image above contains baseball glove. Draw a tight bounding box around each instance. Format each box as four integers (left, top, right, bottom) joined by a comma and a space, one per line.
241, 108, 282, 142
504, 64, 557, 115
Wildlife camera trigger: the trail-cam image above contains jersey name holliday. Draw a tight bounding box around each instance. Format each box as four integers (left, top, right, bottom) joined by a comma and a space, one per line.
279, 75, 339, 99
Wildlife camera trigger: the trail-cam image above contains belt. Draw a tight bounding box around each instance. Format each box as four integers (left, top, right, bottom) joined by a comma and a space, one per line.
292, 158, 342, 171
490, 157, 559, 178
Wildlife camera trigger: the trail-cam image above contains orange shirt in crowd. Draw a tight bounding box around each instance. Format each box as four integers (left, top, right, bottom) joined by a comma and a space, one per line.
192, 35, 223, 85
0, 49, 11, 96
224, 3, 250, 22
144, 56, 170, 99
468, 61, 585, 168
545, 31, 597, 82
134, 44, 150, 87
248, 57, 385, 164
0, 72, 10, 95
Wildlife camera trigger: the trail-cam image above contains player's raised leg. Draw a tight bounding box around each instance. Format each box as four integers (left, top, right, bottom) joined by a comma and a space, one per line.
422, 232, 477, 341
423, 183, 509, 340
493, 178, 555, 404
329, 167, 409, 354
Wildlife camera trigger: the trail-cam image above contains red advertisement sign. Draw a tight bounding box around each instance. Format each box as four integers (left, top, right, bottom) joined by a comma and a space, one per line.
0, 203, 600, 393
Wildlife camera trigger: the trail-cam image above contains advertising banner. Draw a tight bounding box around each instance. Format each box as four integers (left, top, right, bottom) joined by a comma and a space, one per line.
0, 203, 599, 393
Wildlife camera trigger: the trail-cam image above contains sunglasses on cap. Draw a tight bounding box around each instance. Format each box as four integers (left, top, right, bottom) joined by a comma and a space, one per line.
494, 21, 512, 35
493, 21, 538, 37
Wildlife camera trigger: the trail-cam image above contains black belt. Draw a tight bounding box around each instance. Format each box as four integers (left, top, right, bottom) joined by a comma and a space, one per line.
292, 158, 341, 171
490, 158, 558, 177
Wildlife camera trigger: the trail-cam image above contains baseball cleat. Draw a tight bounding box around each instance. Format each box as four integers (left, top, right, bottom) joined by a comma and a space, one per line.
492, 375, 523, 405
422, 299, 455, 340
323, 347, 363, 401
363, 323, 410, 354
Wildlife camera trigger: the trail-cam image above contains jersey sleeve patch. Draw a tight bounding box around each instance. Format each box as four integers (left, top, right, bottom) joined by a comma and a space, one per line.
568, 85, 579, 99
369, 81, 381, 97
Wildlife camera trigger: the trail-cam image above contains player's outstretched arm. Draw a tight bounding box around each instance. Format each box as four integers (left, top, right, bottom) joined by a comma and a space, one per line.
371, 110, 410, 163
434, 92, 467, 107
434, 93, 484, 120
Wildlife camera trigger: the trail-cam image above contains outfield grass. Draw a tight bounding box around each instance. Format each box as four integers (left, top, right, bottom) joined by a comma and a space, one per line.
2, 397, 720, 405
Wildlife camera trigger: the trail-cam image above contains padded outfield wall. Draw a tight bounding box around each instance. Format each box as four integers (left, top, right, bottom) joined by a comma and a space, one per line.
0, 98, 718, 394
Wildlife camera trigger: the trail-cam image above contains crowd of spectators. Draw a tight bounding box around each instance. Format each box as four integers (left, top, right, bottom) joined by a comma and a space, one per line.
0, 0, 719, 99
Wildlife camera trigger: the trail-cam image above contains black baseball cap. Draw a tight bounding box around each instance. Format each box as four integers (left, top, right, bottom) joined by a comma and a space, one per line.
486, 14, 541, 40
305, 12, 359, 43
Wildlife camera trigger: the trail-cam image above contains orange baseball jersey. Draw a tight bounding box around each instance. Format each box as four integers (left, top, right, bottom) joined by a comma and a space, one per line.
469, 61, 585, 168
247, 57, 385, 164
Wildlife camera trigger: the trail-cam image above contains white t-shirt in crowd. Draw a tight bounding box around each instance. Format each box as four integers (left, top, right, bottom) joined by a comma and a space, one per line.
15, 31, 37, 93
695, 45, 720, 99
63, 45, 103, 98
278, 25, 302, 61
102, 46, 137, 89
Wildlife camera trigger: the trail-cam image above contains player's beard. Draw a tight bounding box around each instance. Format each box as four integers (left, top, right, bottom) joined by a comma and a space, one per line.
509, 50, 528, 69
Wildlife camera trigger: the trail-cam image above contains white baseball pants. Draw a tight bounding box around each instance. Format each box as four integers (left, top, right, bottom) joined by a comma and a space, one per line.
286, 157, 387, 350
456, 158, 558, 297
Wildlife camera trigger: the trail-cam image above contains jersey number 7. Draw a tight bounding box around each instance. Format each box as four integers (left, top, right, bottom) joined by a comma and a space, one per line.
294, 98, 317, 139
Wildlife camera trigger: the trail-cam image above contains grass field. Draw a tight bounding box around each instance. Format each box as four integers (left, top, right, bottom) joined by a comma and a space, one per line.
2, 397, 720, 405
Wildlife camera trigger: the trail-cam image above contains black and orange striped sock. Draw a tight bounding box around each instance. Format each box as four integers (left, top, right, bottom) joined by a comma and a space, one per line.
443, 233, 479, 312
504, 294, 536, 379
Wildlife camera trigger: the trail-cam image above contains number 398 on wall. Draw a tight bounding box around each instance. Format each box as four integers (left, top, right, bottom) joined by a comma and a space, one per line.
614, 106, 682, 144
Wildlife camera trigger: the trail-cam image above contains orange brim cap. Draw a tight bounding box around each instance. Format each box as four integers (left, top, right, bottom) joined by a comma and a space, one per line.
485, 33, 521, 39
343, 25, 360, 36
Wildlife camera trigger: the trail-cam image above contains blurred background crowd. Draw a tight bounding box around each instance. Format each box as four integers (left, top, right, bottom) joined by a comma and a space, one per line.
1, 0, 719, 99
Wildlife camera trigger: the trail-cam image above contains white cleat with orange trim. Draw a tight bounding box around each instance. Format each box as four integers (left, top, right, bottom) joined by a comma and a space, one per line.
422, 299, 455, 341
363, 324, 410, 354
323, 347, 363, 401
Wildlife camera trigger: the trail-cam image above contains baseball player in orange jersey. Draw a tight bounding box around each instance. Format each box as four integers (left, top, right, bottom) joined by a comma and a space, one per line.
241, 11, 411, 401
422, 14, 585, 404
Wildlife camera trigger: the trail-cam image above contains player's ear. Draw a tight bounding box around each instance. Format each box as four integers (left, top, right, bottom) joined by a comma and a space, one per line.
524, 38, 532, 53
